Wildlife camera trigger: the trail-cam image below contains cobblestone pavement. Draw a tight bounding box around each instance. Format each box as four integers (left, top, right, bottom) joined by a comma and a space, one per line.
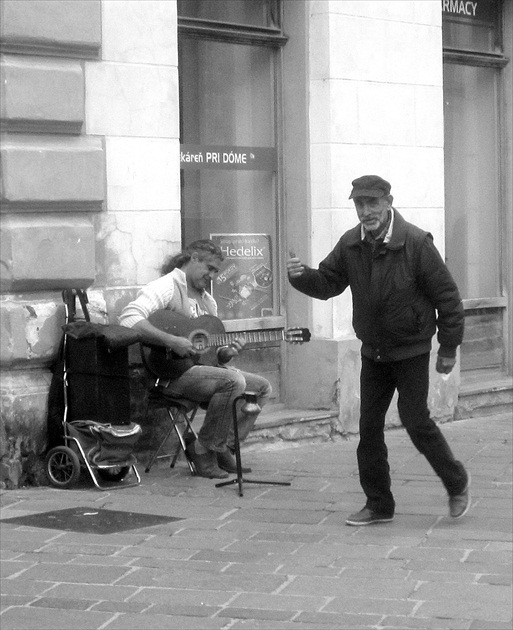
1, 413, 511, 629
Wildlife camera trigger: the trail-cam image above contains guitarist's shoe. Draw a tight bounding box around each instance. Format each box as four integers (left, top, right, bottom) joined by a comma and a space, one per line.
186, 442, 228, 479
217, 449, 252, 474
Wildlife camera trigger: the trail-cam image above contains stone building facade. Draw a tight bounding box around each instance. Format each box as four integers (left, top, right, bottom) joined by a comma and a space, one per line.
1, 0, 511, 487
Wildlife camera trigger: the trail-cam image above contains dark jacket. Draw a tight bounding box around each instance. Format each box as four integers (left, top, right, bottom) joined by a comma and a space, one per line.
289, 210, 464, 362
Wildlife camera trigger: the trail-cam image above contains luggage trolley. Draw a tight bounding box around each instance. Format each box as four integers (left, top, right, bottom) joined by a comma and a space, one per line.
45, 290, 141, 490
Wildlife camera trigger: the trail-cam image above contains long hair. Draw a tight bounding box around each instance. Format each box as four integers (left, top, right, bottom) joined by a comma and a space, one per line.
160, 239, 224, 275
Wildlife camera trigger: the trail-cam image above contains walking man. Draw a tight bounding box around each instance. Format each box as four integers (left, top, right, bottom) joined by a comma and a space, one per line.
287, 175, 470, 525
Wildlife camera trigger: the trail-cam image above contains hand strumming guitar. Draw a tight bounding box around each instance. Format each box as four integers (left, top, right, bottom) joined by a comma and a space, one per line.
132, 318, 198, 358
168, 334, 198, 358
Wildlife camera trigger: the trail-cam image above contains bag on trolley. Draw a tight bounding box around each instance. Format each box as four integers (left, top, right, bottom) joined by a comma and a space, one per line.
67, 421, 142, 467
45, 289, 142, 489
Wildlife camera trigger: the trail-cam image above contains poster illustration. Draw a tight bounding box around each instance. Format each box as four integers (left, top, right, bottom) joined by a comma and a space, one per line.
210, 233, 274, 320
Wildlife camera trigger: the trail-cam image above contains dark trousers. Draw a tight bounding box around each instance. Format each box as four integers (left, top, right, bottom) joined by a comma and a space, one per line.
357, 353, 468, 515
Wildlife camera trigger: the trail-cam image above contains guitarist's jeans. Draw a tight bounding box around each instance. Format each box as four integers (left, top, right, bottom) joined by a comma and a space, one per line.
160, 365, 271, 453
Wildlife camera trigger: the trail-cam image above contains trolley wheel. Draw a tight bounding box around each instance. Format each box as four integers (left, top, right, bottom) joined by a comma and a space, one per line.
45, 446, 81, 488
97, 466, 130, 482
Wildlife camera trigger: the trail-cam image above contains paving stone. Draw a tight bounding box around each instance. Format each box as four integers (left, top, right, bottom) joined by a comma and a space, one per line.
0, 535, 59, 553
417, 598, 512, 623
116, 545, 193, 559
465, 549, 513, 564
222, 539, 304, 555
0, 594, 36, 609
67, 554, 135, 566
334, 563, 411, 579
469, 621, 513, 629
227, 507, 327, 524
128, 587, 235, 607
477, 573, 512, 586
218, 520, 296, 534
189, 548, 288, 564
222, 560, 289, 574
281, 575, 417, 599
388, 546, 467, 561
1, 560, 36, 578
148, 603, 221, 617
274, 564, 343, 577
11, 552, 79, 564
405, 559, 512, 573
229, 621, 338, 629
91, 600, 149, 613
218, 606, 293, 621
0, 607, 112, 629
11, 562, 130, 584
414, 581, 512, 605
36, 542, 125, 556
302, 541, 395, 560
132, 557, 229, 572
29, 596, 96, 610
0, 550, 22, 560
380, 615, 471, 629
138, 534, 239, 552
117, 565, 288, 593
408, 570, 480, 583
0, 579, 55, 597
484, 541, 513, 551
323, 596, 417, 616
418, 537, 489, 549
39, 582, 139, 601
93, 611, 226, 629
229, 591, 328, 612
294, 610, 383, 627
251, 530, 327, 543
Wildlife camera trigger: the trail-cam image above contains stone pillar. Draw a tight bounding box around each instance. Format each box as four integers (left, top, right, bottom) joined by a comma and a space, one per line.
285, 1, 459, 431
0, 0, 104, 487
0, 0, 181, 488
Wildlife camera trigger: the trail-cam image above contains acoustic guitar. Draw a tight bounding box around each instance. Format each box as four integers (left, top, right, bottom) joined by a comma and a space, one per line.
145, 310, 311, 379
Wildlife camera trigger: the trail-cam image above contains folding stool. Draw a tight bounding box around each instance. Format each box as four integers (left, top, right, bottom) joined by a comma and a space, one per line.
140, 344, 200, 475
143, 387, 200, 474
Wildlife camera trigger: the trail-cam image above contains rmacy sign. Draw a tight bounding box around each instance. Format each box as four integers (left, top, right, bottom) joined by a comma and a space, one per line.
442, 0, 478, 16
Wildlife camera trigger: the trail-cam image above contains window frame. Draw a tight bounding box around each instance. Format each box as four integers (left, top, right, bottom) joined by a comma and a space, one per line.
177, 2, 288, 332
442, 2, 510, 309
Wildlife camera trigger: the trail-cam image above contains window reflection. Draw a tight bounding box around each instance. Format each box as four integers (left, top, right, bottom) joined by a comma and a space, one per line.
443, 63, 500, 298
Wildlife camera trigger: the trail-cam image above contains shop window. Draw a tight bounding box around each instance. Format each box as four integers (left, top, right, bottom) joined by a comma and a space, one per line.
178, 0, 286, 324
442, 0, 509, 372
442, 0, 506, 300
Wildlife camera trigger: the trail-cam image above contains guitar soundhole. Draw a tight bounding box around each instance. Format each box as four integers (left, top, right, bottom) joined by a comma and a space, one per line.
191, 331, 209, 351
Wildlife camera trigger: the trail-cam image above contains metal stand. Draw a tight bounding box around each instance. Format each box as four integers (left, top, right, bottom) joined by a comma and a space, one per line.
215, 392, 291, 496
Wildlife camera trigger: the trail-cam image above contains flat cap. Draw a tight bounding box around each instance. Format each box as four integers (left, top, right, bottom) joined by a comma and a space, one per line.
349, 175, 391, 199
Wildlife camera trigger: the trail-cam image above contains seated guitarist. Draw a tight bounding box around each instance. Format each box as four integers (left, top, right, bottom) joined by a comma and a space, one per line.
119, 239, 272, 479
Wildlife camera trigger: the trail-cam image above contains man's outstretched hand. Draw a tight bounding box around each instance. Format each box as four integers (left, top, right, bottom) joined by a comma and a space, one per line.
287, 248, 305, 278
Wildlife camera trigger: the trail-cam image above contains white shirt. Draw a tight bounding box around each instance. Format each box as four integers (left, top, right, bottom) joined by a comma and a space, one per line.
118, 267, 218, 329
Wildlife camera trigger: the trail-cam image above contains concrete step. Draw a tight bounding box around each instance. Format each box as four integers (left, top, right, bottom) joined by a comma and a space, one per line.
191, 403, 340, 452
242, 404, 340, 452
456, 368, 513, 420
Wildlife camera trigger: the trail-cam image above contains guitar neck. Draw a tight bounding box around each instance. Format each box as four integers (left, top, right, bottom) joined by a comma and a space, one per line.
208, 329, 285, 348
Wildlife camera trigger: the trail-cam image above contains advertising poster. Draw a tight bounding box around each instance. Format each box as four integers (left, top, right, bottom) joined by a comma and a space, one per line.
210, 233, 274, 320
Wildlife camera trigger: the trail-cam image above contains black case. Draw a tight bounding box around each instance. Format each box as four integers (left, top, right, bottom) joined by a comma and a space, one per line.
66, 337, 131, 425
